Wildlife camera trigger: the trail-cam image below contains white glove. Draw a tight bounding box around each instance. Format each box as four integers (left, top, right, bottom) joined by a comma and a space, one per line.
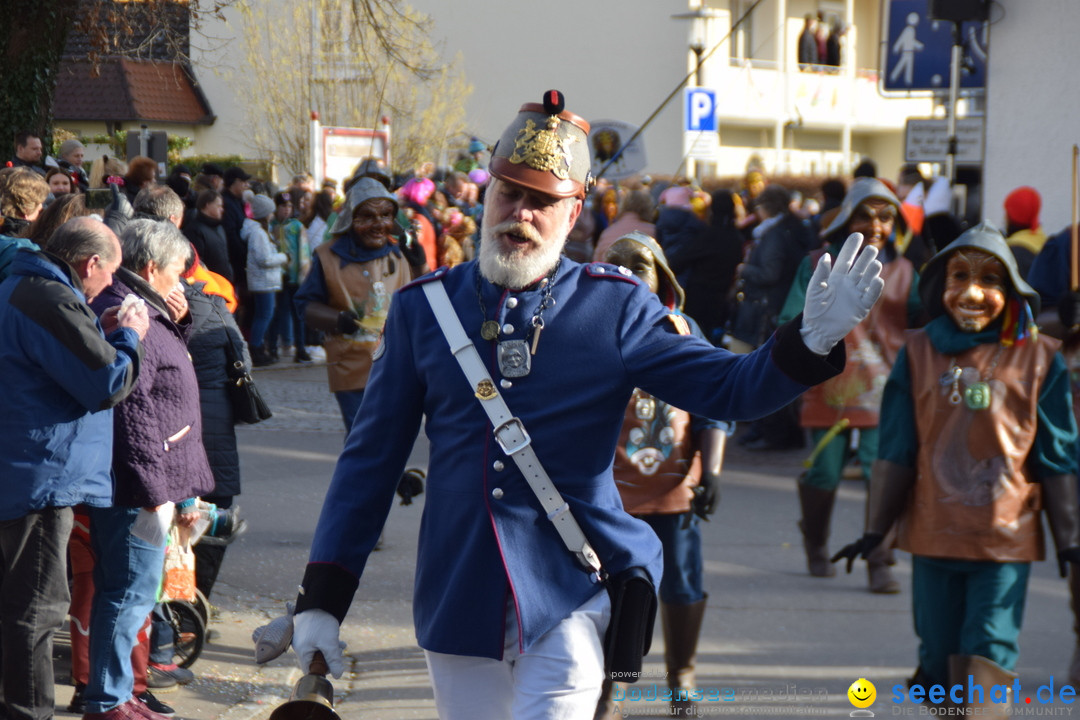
291, 609, 346, 678
800, 233, 885, 356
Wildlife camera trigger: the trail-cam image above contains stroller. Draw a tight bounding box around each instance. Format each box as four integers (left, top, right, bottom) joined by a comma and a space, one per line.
160, 503, 247, 667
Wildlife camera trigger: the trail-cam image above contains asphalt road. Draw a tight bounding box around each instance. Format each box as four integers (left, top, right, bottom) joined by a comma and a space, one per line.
54, 361, 1080, 719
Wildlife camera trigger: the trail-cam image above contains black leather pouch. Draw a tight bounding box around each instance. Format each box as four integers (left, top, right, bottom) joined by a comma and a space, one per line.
603, 567, 657, 682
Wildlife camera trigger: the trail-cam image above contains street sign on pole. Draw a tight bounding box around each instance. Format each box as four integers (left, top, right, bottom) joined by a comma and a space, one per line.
683, 131, 719, 163
882, 0, 988, 93
684, 88, 717, 132
319, 126, 389, 188
590, 119, 647, 182
904, 118, 984, 164
683, 88, 719, 168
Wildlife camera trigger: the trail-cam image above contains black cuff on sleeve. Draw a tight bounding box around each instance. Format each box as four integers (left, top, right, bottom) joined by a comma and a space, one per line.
770, 314, 845, 386
294, 562, 360, 623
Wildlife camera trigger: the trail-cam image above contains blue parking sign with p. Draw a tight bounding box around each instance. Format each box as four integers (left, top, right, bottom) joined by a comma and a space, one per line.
685, 88, 717, 132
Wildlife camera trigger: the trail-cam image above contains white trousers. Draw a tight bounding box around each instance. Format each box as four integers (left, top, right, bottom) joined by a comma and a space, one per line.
424, 589, 610, 720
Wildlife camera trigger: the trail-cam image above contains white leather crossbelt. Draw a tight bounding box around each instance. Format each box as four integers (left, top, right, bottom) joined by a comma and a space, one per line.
423, 279, 603, 577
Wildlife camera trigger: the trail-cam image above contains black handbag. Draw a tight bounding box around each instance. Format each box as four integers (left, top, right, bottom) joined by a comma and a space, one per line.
603, 567, 657, 682
226, 357, 273, 424
214, 303, 272, 424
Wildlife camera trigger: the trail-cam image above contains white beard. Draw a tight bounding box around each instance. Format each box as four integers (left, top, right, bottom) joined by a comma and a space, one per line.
478, 216, 568, 289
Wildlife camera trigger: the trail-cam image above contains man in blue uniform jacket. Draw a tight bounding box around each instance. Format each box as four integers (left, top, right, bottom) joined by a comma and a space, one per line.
289, 90, 885, 720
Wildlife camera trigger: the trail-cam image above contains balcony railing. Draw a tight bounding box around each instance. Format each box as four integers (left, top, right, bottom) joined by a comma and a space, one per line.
708, 57, 932, 132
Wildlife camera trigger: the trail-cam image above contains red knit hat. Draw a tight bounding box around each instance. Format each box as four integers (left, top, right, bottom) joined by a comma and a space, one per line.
1004, 186, 1040, 230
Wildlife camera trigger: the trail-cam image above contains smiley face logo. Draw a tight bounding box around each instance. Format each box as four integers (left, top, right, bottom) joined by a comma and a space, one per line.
848, 678, 876, 708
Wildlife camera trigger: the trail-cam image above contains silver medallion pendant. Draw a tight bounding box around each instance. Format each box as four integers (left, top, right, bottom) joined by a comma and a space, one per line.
498, 339, 531, 378
964, 381, 992, 410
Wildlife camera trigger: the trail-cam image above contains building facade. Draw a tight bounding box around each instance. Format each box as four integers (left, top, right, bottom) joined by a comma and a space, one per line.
55, 0, 962, 187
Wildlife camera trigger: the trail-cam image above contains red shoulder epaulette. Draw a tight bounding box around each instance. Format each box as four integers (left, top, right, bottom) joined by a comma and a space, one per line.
584, 262, 640, 286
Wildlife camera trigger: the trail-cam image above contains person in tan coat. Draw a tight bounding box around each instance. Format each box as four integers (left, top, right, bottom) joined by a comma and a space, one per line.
294, 178, 428, 432
779, 178, 922, 593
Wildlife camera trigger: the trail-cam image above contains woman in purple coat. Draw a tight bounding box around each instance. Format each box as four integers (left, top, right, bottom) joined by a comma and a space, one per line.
85, 219, 215, 720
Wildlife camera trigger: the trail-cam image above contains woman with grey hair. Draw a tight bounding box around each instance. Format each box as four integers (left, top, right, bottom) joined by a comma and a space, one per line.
57, 138, 89, 193
83, 218, 214, 720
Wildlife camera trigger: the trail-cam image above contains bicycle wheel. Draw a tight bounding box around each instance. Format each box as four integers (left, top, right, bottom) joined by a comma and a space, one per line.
192, 588, 211, 625
163, 599, 205, 669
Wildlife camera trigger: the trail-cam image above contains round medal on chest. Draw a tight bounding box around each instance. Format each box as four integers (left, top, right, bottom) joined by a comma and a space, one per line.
481, 321, 501, 341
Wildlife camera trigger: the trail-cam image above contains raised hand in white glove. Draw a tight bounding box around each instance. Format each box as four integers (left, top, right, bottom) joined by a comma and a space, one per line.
291, 609, 346, 678
800, 232, 885, 356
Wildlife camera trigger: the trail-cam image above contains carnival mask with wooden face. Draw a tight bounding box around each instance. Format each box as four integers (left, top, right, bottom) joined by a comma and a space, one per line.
942, 249, 1008, 333
605, 240, 660, 295
847, 199, 897, 251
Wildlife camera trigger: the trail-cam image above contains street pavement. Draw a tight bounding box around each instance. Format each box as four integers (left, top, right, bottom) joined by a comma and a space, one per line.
53, 359, 1080, 719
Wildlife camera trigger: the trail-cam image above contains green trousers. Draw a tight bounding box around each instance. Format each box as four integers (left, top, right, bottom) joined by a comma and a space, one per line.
912, 555, 1031, 683
800, 427, 878, 490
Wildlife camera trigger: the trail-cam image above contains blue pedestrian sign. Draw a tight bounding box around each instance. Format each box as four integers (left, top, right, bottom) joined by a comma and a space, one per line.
882, 0, 988, 92
684, 88, 717, 132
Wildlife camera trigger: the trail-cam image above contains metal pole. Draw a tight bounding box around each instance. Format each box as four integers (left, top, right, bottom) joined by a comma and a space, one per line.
1072, 144, 1078, 292
310, 112, 321, 186
598, 0, 764, 183
777, 0, 789, 174
688, 45, 704, 181
945, 22, 962, 185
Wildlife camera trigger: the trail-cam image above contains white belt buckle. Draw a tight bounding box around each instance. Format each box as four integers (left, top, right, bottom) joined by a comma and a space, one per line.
494, 417, 531, 456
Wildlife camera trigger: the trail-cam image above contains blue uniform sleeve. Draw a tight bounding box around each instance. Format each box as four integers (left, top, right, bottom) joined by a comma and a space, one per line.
296, 296, 425, 621
1032, 352, 1079, 478
681, 313, 727, 432
877, 346, 918, 467
618, 280, 840, 423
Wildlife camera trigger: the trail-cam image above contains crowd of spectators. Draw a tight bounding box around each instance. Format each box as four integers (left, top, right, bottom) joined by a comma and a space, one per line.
6, 120, 1080, 719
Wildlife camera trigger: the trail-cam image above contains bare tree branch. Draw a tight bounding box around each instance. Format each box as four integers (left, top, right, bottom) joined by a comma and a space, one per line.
232, 0, 470, 177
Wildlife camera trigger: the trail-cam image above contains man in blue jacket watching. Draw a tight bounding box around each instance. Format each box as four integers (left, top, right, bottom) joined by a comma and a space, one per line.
0, 217, 148, 720
288, 91, 885, 720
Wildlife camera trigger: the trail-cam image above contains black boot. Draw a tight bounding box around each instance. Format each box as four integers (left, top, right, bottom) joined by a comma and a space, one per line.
251, 346, 273, 367
866, 526, 900, 594
193, 543, 227, 599
663, 598, 707, 718
797, 481, 837, 577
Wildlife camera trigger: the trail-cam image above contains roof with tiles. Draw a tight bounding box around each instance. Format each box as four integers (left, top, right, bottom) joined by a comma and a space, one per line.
53, 58, 214, 125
